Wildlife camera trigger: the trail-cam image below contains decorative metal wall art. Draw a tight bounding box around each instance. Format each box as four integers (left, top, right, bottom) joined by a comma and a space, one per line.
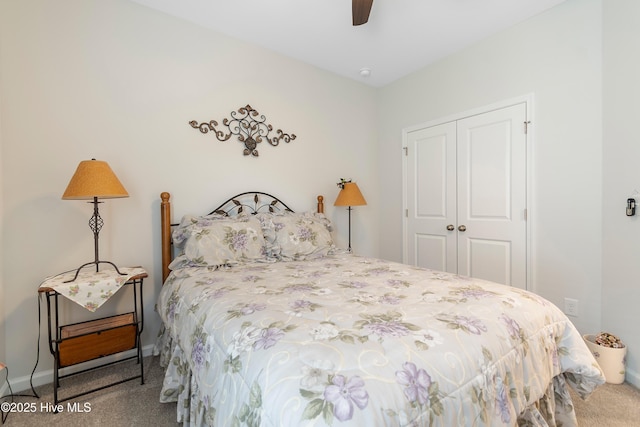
189, 104, 296, 157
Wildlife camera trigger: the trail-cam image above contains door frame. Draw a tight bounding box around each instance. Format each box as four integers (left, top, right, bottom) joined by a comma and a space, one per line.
401, 94, 534, 290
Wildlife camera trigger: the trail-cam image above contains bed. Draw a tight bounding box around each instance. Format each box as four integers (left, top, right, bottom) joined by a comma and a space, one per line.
154, 191, 604, 426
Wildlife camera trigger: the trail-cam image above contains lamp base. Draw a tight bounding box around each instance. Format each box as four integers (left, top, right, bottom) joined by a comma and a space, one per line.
64, 197, 127, 283
347, 206, 353, 253
63, 260, 127, 283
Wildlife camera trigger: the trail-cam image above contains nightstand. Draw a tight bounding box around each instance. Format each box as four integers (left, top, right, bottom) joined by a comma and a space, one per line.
38, 267, 147, 406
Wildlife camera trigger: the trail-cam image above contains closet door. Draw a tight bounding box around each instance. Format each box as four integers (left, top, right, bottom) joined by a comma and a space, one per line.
456, 104, 527, 287
405, 102, 527, 288
405, 121, 457, 273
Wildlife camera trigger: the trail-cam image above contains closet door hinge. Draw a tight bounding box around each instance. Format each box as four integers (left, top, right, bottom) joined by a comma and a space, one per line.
403, 147, 408, 156
524, 121, 531, 134
405, 209, 408, 217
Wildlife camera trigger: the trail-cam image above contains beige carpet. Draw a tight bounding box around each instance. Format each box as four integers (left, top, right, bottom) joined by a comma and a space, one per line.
570, 381, 640, 427
2, 356, 178, 427
2, 356, 639, 426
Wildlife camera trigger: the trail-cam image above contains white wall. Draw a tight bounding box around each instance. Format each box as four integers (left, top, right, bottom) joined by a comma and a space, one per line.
3, 0, 639, 391
0, 63, 4, 371
602, 0, 640, 386
0, 0, 378, 388
377, 0, 603, 359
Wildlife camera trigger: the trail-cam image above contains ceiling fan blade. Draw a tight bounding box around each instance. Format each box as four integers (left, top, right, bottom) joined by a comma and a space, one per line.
352, 0, 373, 26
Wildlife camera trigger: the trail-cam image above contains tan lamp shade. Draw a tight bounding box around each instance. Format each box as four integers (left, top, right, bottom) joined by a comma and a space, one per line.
334, 182, 367, 207
62, 159, 129, 200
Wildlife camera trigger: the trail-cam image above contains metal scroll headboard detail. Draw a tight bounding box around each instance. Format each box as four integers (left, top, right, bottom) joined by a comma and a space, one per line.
209, 192, 294, 216
189, 104, 297, 157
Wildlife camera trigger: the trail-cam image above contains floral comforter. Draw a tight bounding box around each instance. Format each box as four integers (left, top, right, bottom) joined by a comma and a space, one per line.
154, 255, 604, 426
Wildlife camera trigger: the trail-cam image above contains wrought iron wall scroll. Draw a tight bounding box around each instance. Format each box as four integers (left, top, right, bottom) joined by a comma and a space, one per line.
189, 104, 296, 157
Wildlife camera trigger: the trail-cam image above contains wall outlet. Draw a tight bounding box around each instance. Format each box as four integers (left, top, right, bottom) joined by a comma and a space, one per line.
564, 298, 579, 317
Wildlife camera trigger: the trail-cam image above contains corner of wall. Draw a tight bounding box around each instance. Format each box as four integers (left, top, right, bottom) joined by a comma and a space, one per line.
0, 72, 5, 369
0, 0, 6, 365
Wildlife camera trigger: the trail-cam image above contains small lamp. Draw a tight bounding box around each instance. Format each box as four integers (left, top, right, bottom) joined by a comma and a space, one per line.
62, 159, 129, 282
334, 180, 367, 252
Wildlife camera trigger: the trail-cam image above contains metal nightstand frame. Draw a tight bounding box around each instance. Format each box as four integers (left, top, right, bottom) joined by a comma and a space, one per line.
39, 272, 146, 406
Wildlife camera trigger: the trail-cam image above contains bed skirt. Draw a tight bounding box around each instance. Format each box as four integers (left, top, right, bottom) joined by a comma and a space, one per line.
154, 326, 589, 427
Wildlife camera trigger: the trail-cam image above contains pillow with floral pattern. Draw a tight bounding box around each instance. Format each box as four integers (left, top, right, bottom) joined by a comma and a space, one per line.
256, 211, 334, 261
169, 215, 267, 269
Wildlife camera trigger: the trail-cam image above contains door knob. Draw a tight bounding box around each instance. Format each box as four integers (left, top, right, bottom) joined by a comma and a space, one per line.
446, 224, 455, 231
458, 225, 467, 232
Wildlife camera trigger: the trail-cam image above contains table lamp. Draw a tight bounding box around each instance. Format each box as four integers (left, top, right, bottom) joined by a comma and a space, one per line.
62, 159, 129, 282
334, 180, 367, 252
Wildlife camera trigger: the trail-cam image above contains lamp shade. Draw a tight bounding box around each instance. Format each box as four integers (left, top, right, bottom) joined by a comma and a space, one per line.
62, 159, 129, 200
334, 182, 367, 207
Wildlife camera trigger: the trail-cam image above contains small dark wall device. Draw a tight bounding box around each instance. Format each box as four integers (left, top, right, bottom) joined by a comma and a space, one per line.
627, 198, 636, 216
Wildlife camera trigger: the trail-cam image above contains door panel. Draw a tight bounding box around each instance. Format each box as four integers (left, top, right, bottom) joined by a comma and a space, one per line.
456, 104, 527, 287
406, 122, 457, 272
466, 123, 511, 219
466, 238, 512, 285
415, 234, 448, 272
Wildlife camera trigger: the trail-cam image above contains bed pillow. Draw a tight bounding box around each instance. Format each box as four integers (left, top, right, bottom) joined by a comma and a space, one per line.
171, 212, 229, 248
169, 215, 267, 269
257, 211, 334, 261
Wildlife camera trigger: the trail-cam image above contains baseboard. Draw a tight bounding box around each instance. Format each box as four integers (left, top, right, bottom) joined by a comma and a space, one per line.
6, 344, 155, 394
626, 367, 640, 389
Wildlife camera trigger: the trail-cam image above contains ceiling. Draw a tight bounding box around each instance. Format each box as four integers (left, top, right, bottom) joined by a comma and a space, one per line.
129, 0, 566, 87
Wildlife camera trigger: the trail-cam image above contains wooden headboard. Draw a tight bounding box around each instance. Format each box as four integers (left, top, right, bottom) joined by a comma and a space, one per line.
160, 192, 325, 282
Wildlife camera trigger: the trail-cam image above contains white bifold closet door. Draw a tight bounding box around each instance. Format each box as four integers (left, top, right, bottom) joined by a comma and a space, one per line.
405, 102, 527, 288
